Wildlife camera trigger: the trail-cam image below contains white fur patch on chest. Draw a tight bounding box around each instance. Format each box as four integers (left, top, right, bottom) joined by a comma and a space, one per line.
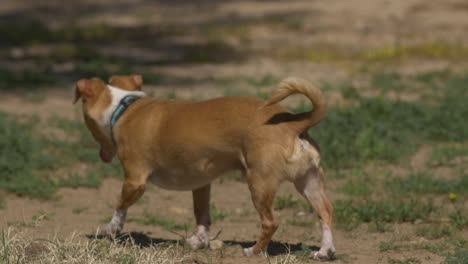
98, 85, 146, 137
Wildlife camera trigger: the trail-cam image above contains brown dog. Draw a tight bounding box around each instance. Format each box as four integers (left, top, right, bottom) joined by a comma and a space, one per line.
74, 75, 335, 260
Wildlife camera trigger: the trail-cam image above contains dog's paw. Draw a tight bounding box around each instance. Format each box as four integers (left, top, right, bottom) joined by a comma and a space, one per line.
186, 233, 209, 250
99, 223, 121, 237
311, 249, 336, 261
243, 247, 265, 257
243, 247, 255, 256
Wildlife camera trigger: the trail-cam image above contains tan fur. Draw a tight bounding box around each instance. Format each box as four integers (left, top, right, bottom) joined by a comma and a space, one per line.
108, 75, 143, 91
74, 78, 116, 162
75, 76, 335, 260
263, 77, 326, 134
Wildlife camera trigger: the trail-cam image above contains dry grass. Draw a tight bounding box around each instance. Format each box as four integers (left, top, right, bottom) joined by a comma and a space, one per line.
0, 228, 305, 264
1, 228, 190, 264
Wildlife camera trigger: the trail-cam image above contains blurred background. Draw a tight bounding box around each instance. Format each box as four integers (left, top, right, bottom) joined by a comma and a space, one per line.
2, 0, 467, 97
0, 1, 467, 263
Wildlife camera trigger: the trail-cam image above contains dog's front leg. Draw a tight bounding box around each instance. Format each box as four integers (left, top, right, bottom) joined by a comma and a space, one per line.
187, 184, 211, 249
101, 167, 148, 236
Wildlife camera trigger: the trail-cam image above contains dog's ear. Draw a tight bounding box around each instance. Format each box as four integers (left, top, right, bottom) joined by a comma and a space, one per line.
108, 74, 143, 91
73, 79, 93, 104
132, 75, 143, 89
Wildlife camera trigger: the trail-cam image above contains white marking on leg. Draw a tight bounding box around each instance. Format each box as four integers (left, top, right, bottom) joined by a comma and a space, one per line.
313, 223, 335, 260
187, 225, 209, 249
195, 225, 208, 244
321, 224, 335, 252
110, 209, 127, 231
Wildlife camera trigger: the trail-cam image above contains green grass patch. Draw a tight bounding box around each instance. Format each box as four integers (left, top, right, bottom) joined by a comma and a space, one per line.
379, 240, 400, 252
130, 211, 190, 231
335, 199, 434, 230
371, 72, 403, 92
449, 211, 468, 230
0, 112, 58, 199
210, 205, 229, 222
429, 145, 468, 166
337, 83, 361, 100
0, 113, 122, 199
59, 172, 102, 189
387, 257, 421, 264
368, 221, 393, 233
0, 68, 57, 90
445, 249, 468, 264
387, 172, 468, 194
273, 195, 300, 210
415, 69, 452, 84
49, 116, 123, 178
309, 97, 425, 168
339, 179, 371, 197
416, 224, 454, 240
305, 72, 468, 169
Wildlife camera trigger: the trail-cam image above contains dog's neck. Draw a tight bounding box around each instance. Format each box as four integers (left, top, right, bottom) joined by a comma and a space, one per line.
99, 85, 146, 138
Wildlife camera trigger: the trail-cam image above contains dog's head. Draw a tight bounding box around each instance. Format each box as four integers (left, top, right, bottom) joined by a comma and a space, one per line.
73, 75, 146, 163
73, 77, 116, 163
108, 74, 143, 91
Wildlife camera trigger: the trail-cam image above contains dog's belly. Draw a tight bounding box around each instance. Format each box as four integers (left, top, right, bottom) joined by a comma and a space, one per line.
149, 155, 244, 191
148, 158, 240, 191
148, 170, 214, 191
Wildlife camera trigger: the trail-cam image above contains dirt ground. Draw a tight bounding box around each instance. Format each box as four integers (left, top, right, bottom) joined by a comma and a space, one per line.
1, 0, 468, 263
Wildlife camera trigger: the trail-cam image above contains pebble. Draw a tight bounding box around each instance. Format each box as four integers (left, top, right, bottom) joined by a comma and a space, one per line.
296, 211, 306, 217
209, 239, 224, 250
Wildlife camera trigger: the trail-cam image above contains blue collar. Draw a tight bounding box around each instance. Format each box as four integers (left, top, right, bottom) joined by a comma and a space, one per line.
110, 95, 141, 143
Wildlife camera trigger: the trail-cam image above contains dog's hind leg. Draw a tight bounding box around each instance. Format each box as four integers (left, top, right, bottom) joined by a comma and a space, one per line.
294, 166, 335, 261
101, 165, 149, 236
243, 173, 279, 256
187, 184, 211, 249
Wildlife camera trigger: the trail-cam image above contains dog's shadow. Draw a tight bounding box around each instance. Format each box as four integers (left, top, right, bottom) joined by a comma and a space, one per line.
86, 232, 319, 256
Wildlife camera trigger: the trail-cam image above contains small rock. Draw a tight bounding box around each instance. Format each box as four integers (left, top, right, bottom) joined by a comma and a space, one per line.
209, 239, 224, 250
296, 211, 306, 217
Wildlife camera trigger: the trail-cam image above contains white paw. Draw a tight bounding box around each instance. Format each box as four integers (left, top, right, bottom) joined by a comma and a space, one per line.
243, 247, 265, 257
243, 247, 254, 256
311, 249, 335, 261
186, 234, 209, 250
99, 223, 121, 237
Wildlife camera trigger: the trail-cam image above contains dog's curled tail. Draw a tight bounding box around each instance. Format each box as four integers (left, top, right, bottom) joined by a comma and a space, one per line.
262, 77, 326, 133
